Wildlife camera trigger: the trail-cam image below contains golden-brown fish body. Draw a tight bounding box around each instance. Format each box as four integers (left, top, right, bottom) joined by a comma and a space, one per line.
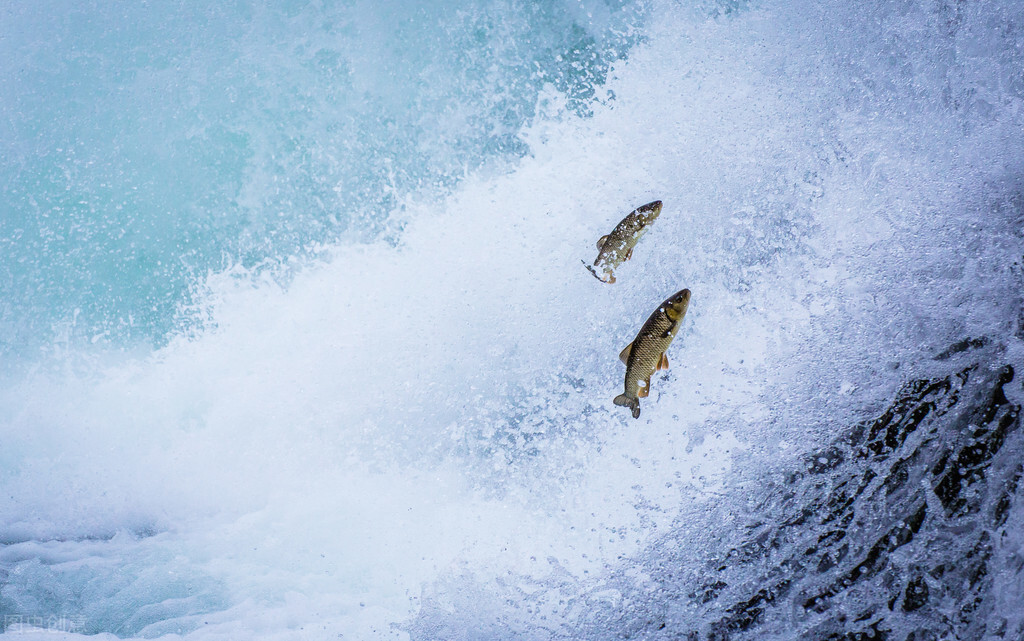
584, 200, 663, 283
614, 288, 691, 419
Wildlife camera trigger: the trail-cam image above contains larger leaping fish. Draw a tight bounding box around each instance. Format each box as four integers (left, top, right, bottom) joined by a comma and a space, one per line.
583, 200, 663, 283
614, 288, 691, 419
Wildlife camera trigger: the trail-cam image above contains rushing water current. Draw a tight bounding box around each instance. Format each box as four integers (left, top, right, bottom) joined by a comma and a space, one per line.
2, 0, 1024, 639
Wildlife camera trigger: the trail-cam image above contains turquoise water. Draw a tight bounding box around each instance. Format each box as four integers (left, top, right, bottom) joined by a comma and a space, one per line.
2, 0, 1024, 638
1, 0, 643, 363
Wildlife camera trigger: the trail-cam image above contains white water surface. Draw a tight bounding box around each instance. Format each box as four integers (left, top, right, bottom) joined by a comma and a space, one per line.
2, 0, 1023, 638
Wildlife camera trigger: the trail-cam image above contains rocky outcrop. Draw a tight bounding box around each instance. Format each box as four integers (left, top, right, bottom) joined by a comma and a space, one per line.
589, 344, 1022, 640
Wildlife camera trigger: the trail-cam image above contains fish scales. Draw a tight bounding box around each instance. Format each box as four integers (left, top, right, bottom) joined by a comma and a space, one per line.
624, 311, 676, 394
614, 289, 690, 419
585, 200, 662, 283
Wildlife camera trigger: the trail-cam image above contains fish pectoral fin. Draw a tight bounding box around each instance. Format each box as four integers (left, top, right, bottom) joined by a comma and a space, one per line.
625, 247, 633, 260
597, 235, 610, 250
619, 342, 634, 364
638, 379, 651, 398
657, 353, 669, 371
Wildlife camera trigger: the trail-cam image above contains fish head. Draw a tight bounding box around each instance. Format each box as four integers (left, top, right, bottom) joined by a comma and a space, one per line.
635, 200, 663, 226
665, 288, 691, 321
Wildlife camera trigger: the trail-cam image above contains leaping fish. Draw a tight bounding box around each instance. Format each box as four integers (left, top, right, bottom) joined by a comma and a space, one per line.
614, 288, 691, 419
583, 200, 663, 284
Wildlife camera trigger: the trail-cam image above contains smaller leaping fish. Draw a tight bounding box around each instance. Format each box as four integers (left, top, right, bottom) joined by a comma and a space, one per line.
583, 200, 663, 284
614, 288, 691, 419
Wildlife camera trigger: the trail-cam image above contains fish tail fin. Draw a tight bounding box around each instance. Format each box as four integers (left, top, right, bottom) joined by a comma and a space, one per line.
582, 260, 610, 283
613, 394, 641, 419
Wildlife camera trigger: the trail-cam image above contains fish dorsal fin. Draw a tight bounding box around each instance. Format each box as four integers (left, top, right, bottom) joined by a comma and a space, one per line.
597, 235, 610, 249
619, 342, 634, 364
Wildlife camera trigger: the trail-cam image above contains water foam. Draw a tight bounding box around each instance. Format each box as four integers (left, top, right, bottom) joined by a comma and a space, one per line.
3, 0, 1024, 637
0, 0, 643, 362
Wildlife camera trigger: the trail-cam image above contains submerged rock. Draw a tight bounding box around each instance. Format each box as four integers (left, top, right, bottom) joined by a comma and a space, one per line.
588, 342, 1023, 641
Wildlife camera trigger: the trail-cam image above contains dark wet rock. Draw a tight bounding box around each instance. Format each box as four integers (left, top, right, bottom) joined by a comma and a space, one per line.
579, 344, 1023, 641
901, 575, 928, 612
933, 337, 990, 361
